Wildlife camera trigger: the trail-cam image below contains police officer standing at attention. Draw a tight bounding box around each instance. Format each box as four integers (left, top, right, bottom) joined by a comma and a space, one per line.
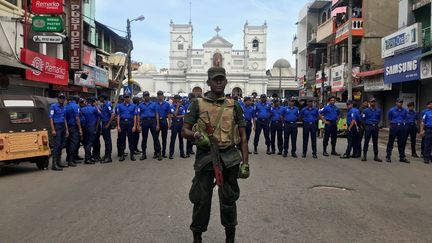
182, 67, 249, 243
361, 98, 382, 162
156, 91, 171, 158
300, 99, 319, 158
65, 95, 81, 167
386, 98, 410, 163
132, 96, 142, 155
242, 97, 255, 153
116, 93, 138, 161
420, 101, 432, 164
253, 94, 271, 155
341, 101, 362, 159
320, 96, 341, 157
99, 94, 115, 163
81, 97, 102, 164
282, 97, 300, 158
76, 98, 87, 163
49, 93, 69, 171
169, 94, 187, 159
137, 91, 162, 161
406, 102, 419, 158
270, 98, 284, 155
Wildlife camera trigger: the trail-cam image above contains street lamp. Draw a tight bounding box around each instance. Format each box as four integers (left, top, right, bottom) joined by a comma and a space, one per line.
126, 15, 145, 93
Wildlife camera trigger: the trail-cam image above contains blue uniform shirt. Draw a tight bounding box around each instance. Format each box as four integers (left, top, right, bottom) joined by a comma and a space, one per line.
347, 107, 362, 125
116, 102, 137, 120
81, 105, 101, 127
406, 110, 418, 125
270, 106, 284, 122
65, 101, 80, 126
388, 106, 408, 124
320, 104, 340, 121
243, 105, 255, 121
138, 101, 158, 119
170, 103, 186, 119
49, 103, 66, 124
156, 101, 171, 119
283, 106, 300, 122
362, 108, 381, 125
301, 107, 319, 123
255, 102, 271, 119
422, 110, 432, 128
100, 101, 113, 123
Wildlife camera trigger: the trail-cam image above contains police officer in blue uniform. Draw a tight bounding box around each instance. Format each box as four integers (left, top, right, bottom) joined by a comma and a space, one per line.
282, 97, 300, 158
49, 93, 69, 171
76, 98, 87, 163
341, 101, 362, 159
132, 96, 142, 155
319, 96, 341, 156
406, 102, 419, 158
300, 99, 319, 158
386, 98, 410, 163
253, 94, 271, 154
270, 98, 284, 155
137, 91, 162, 161
99, 94, 115, 163
81, 97, 102, 164
91, 99, 103, 162
65, 95, 81, 167
116, 93, 138, 161
185, 93, 196, 157
420, 101, 432, 164
156, 91, 171, 158
361, 97, 382, 162
420, 107, 430, 158
242, 97, 255, 154
169, 95, 186, 159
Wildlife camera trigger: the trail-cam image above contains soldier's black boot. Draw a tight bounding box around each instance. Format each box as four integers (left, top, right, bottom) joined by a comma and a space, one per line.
266, 146, 271, 155
130, 154, 136, 161
68, 158, 77, 167
193, 232, 202, 243
361, 153, 367, 161
225, 227, 235, 243
374, 155, 382, 162
254, 146, 258, 154
52, 157, 63, 171
323, 147, 329, 156
119, 154, 125, 162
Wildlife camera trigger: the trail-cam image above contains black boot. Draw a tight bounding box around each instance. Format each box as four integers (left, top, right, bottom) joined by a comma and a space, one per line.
130, 154, 136, 161
374, 155, 382, 162
119, 154, 125, 162
52, 158, 62, 171
102, 157, 112, 163
266, 146, 271, 155
254, 146, 258, 154
361, 153, 367, 161
225, 227, 235, 243
193, 232, 202, 243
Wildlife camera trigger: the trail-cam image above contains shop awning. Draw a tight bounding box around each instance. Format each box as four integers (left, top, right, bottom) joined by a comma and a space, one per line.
356, 68, 384, 78
0, 51, 37, 71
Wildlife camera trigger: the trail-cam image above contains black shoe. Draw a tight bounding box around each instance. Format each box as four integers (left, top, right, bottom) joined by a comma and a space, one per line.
162, 153, 167, 158
386, 157, 391, 163
130, 155, 136, 161
169, 155, 174, 160
190, 151, 195, 155
374, 156, 382, 162
340, 154, 350, 159
283, 152, 288, 158
180, 154, 187, 158
277, 151, 282, 155
352, 154, 361, 158
102, 157, 112, 163
51, 159, 63, 171
225, 227, 235, 243
412, 153, 419, 158
186, 153, 190, 158
399, 158, 410, 163
266, 148, 271, 155
68, 161, 77, 167
292, 154, 298, 158
331, 151, 341, 156
424, 160, 430, 164
302, 154, 306, 158
254, 147, 258, 154
76, 156, 84, 161
361, 154, 367, 161
323, 152, 329, 157
193, 232, 202, 243
158, 153, 163, 161
271, 150, 276, 154
119, 155, 125, 162
152, 153, 158, 159
84, 160, 95, 164
136, 149, 142, 153
312, 154, 318, 159
140, 154, 147, 160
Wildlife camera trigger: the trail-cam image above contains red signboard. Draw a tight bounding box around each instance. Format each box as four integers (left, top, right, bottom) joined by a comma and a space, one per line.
32, 0, 64, 14
20, 48, 68, 86
69, 0, 83, 70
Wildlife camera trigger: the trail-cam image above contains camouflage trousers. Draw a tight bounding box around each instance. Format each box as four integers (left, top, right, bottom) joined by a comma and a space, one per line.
189, 163, 240, 233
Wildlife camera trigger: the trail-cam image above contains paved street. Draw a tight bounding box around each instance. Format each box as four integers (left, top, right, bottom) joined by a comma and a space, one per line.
1, 130, 432, 243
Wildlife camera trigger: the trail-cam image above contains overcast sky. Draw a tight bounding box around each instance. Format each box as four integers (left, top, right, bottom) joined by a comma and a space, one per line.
95, 0, 309, 70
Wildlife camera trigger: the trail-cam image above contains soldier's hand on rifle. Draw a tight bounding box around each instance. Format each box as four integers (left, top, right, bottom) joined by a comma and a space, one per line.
193, 131, 203, 140
238, 163, 250, 179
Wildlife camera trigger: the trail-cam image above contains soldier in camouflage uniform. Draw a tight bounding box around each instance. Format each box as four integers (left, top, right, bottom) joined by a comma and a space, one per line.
182, 67, 250, 243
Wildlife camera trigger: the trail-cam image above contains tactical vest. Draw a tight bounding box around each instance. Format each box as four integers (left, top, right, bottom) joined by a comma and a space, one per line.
193, 98, 240, 149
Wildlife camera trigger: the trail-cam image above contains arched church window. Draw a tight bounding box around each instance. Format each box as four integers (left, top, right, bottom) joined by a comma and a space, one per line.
252, 39, 259, 52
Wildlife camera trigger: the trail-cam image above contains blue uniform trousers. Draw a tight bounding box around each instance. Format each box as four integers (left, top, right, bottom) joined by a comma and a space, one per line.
270, 121, 283, 153
363, 124, 379, 156
92, 124, 101, 158
119, 120, 135, 156
283, 122, 298, 155
345, 127, 360, 157
101, 122, 112, 158
170, 119, 185, 156
157, 118, 169, 154
423, 128, 432, 161
84, 125, 97, 161
386, 124, 407, 160
323, 120, 338, 152
52, 123, 66, 160
141, 118, 161, 154
406, 124, 418, 155
303, 122, 317, 155
254, 118, 270, 147
245, 120, 252, 142
66, 125, 79, 161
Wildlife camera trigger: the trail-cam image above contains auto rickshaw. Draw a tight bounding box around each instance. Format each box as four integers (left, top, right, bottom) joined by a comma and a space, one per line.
0, 95, 51, 170
335, 102, 348, 137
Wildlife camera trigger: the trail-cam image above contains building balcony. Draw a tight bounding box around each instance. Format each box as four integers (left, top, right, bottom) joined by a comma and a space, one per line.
317, 18, 335, 43
335, 18, 364, 44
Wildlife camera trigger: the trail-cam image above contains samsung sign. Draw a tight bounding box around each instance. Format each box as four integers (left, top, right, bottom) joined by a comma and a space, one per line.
384, 48, 421, 84
381, 23, 421, 59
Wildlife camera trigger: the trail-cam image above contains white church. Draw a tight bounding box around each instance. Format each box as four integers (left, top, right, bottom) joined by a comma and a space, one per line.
130, 21, 297, 97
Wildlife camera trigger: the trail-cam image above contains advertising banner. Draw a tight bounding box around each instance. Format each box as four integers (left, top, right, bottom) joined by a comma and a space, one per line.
20, 48, 68, 85
331, 64, 346, 92
32, 0, 63, 14
83, 44, 96, 67
69, 0, 83, 70
384, 48, 421, 84
94, 66, 109, 87
74, 65, 95, 87
381, 23, 421, 59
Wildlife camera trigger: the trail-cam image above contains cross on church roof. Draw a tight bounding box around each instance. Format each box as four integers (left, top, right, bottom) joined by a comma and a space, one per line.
215, 26, 221, 35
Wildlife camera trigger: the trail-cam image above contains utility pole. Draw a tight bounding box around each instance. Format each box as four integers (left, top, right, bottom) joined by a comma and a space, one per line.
279, 66, 282, 98
126, 18, 133, 94
321, 54, 325, 104
347, 0, 353, 101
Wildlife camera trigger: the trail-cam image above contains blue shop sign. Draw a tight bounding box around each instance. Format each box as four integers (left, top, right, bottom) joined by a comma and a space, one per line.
384, 48, 421, 84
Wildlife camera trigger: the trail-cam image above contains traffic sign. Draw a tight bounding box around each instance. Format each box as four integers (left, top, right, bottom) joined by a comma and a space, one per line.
32, 16, 63, 32
33, 35, 63, 44
123, 85, 133, 95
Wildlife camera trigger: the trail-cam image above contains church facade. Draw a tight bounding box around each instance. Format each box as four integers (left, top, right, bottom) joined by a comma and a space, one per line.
131, 21, 270, 97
